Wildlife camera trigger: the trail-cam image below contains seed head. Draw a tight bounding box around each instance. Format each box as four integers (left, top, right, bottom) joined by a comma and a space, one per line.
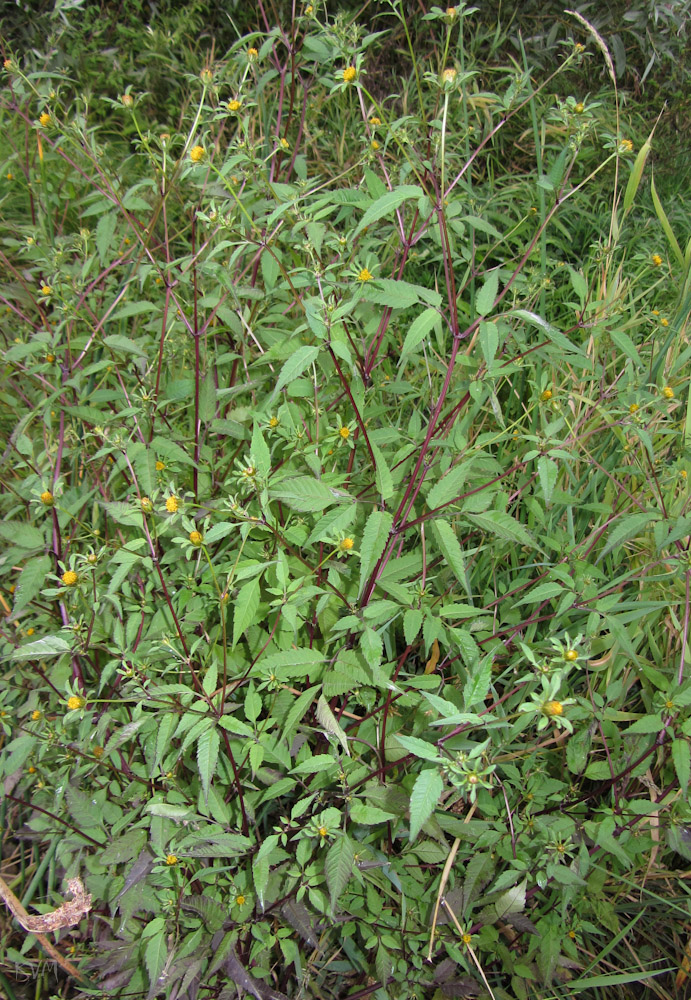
121, 94, 134, 107
141, 496, 153, 513
93, 745, 104, 758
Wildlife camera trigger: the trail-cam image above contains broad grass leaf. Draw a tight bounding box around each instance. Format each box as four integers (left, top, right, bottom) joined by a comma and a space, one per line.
196, 727, 219, 805
409, 768, 443, 842
358, 510, 393, 596
232, 576, 261, 647
325, 834, 354, 909
354, 185, 422, 236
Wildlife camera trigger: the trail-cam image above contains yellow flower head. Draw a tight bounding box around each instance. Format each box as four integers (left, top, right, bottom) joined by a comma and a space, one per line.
4, 59, 12, 71
369, 116, 381, 126
318, 826, 328, 838
446, 7, 457, 18
235, 894, 246, 906
651, 253, 663, 267
40, 285, 52, 296
371, 140, 380, 150
166, 495, 180, 513
268, 415, 279, 428
442, 67, 457, 84
141, 496, 153, 513
662, 386, 674, 399
339, 426, 350, 439
31, 710, 42, 721
343, 65, 357, 83
574, 102, 584, 113
39, 112, 51, 127
564, 649, 578, 662
660, 318, 669, 327
27, 765, 37, 774
62, 570, 78, 587
26, 627, 35, 636
540, 389, 553, 402
165, 854, 178, 866
121, 94, 134, 107
189, 530, 203, 546
339, 537, 354, 552
279, 137, 289, 149
200, 68, 213, 85
248, 47, 259, 59
543, 700, 563, 716
45, 353, 55, 362
67, 695, 85, 711
619, 139, 633, 153
40, 490, 54, 506
93, 745, 104, 758
155, 460, 165, 471
190, 145, 205, 163
357, 267, 373, 282
574, 43, 585, 53
228, 99, 241, 112
629, 403, 638, 414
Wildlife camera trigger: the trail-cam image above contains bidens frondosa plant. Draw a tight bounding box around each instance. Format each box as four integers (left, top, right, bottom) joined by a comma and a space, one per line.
0, 2, 689, 999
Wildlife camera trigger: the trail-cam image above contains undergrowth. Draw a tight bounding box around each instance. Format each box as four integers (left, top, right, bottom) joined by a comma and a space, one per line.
1, 2, 690, 999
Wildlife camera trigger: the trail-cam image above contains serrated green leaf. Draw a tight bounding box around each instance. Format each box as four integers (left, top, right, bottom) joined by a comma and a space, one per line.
465, 510, 534, 548
431, 519, 468, 591
316, 694, 350, 756
232, 576, 261, 648
12, 635, 71, 660
476, 269, 499, 317
509, 308, 586, 358
395, 734, 443, 762
360, 626, 383, 673
371, 440, 394, 501
96, 211, 118, 265
260, 648, 324, 680
0, 522, 45, 550
359, 510, 393, 597
409, 768, 443, 842
11, 555, 51, 614
399, 307, 440, 361
144, 930, 167, 988
272, 345, 319, 397
253, 834, 280, 910
463, 655, 493, 710
494, 878, 526, 919
403, 608, 422, 646
325, 834, 355, 909
197, 727, 219, 805
305, 502, 356, 545
514, 582, 565, 607
271, 476, 351, 512
354, 185, 422, 236
597, 512, 659, 563
426, 460, 472, 511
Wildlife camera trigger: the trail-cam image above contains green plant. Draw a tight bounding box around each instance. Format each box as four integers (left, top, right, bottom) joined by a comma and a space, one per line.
1, 2, 690, 999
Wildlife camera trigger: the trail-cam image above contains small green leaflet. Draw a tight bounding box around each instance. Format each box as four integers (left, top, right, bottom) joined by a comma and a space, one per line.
476, 269, 499, 317
270, 476, 353, 512
399, 307, 440, 361
144, 927, 168, 989
325, 834, 355, 909
465, 510, 534, 548
431, 520, 468, 593
354, 185, 422, 236
403, 608, 423, 645
197, 727, 219, 805
316, 694, 350, 756
360, 627, 383, 673
409, 768, 443, 841
12, 635, 72, 660
358, 510, 393, 596
272, 345, 319, 398
232, 576, 261, 647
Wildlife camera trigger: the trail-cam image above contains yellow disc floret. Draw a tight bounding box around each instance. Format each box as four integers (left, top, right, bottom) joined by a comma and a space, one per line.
62, 570, 78, 586
189, 530, 203, 546
67, 695, 84, 710
165, 495, 180, 513
543, 700, 564, 716
40, 490, 54, 506
343, 66, 357, 83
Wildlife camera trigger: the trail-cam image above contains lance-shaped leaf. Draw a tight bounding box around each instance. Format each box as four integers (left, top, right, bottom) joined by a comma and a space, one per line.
409, 767, 443, 842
